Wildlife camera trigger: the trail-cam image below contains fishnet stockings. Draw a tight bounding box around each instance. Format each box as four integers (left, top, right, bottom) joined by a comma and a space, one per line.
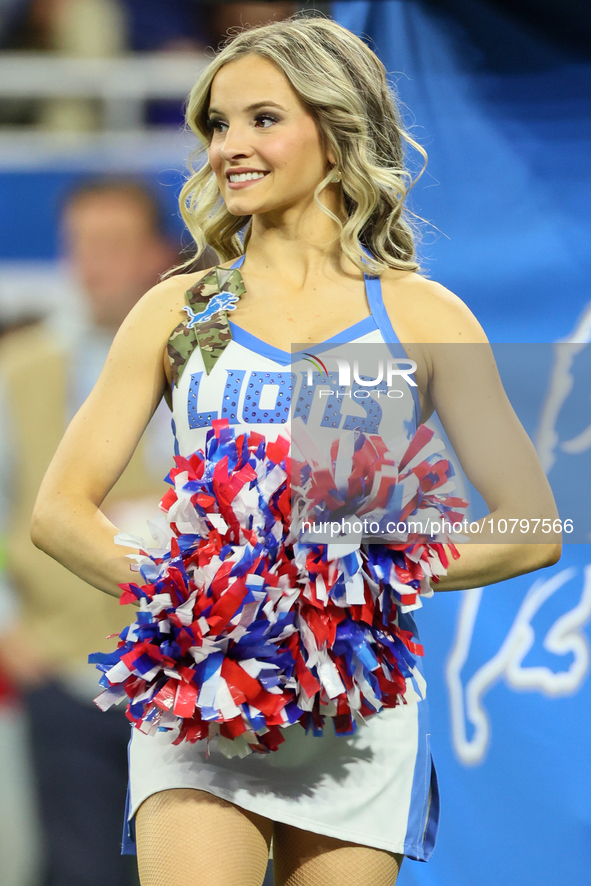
135, 789, 272, 886
135, 789, 402, 886
273, 822, 402, 886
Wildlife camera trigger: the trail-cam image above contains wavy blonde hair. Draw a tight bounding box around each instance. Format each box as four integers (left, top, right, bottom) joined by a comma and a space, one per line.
180, 15, 427, 275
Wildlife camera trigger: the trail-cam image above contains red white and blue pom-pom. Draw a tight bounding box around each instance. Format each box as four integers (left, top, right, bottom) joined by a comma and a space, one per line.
90, 419, 467, 756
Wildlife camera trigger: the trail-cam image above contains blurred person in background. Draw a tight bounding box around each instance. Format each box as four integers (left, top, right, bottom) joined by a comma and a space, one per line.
0, 0, 127, 129
210, 2, 298, 38
0, 178, 183, 886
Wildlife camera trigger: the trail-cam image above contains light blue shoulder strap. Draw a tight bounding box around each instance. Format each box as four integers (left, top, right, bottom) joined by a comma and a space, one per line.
361, 245, 402, 346
230, 254, 245, 269
363, 259, 421, 427
363, 273, 402, 346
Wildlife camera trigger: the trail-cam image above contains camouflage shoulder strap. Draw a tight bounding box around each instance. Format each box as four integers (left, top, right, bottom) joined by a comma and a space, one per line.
166, 264, 246, 384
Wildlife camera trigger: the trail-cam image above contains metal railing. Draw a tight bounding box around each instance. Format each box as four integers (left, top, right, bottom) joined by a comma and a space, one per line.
0, 52, 208, 129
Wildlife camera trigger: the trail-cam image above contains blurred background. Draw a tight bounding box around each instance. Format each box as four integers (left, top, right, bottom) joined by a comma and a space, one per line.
0, 1, 589, 885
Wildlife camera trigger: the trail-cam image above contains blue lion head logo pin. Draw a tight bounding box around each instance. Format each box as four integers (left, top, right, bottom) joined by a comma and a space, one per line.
183, 290, 240, 328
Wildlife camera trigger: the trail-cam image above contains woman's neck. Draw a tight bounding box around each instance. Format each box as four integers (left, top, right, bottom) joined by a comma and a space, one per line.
243, 192, 359, 285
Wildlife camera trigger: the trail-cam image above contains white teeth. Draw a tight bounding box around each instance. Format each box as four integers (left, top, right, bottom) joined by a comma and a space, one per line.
229, 172, 266, 183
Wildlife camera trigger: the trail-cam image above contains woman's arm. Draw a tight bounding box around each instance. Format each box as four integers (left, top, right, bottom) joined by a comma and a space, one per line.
429, 335, 560, 589
30, 275, 191, 598
382, 273, 561, 591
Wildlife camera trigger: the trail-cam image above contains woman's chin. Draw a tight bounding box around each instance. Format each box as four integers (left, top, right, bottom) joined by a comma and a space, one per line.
226, 206, 252, 217
224, 198, 259, 217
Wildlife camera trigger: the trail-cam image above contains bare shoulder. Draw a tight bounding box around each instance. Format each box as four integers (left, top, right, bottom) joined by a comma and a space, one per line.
109, 268, 219, 395
119, 268, 217, 341
380, 268, 489, 344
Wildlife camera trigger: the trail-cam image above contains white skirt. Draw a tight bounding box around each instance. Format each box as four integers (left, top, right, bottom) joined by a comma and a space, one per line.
126, 687, 439, 862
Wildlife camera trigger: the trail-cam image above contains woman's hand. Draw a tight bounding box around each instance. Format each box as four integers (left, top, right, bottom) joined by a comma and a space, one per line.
381, 272, 561, 590
30, 274, 193, 598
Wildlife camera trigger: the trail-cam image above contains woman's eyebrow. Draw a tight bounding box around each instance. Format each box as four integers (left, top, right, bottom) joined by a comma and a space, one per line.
208, 101, 287, 116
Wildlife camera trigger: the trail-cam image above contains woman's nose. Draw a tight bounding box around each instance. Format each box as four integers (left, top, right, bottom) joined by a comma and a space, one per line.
219, 125, 254, 161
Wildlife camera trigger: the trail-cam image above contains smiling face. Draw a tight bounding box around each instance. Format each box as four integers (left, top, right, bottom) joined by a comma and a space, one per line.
207, 54, 335, 221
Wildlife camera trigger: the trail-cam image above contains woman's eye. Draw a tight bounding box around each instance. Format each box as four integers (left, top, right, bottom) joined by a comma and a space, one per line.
206, 113, 278, 135
207, 118, 228, 133
254, 113, 279, 128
